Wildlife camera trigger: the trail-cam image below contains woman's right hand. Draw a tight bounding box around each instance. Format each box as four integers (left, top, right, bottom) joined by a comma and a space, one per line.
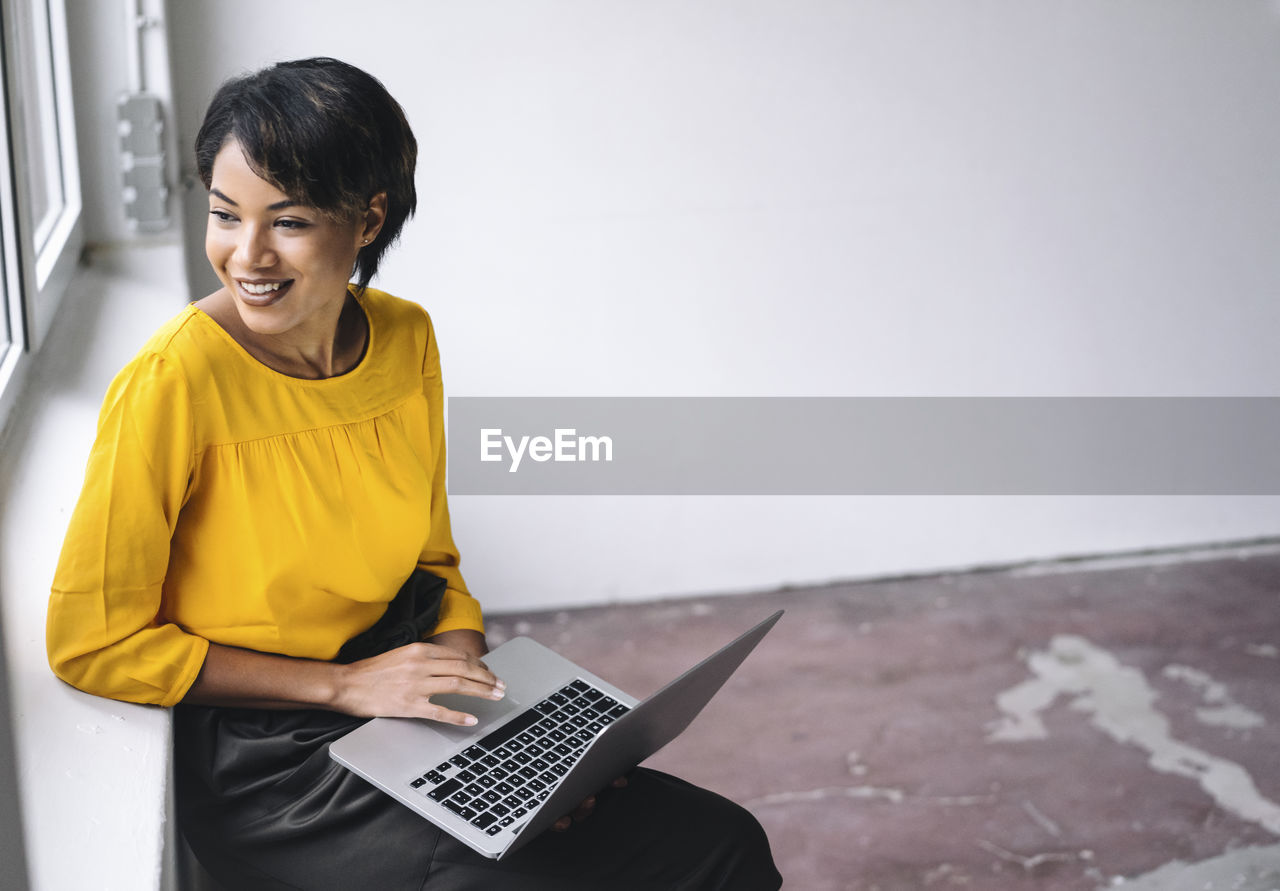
332, 641, 506, 724
183, 640, 504, 723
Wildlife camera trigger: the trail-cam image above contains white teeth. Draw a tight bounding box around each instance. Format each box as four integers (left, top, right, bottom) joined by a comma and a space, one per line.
241, 281, 283, 295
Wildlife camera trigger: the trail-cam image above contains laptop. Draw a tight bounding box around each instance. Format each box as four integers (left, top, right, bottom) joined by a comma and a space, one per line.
329, 609, 783, 860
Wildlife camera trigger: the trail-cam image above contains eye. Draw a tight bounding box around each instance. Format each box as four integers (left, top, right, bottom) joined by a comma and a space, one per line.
275, 218, 311, 230
208, 209, 237, 224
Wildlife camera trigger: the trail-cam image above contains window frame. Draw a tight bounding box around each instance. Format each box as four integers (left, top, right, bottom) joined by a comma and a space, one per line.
0, 0, 83, 433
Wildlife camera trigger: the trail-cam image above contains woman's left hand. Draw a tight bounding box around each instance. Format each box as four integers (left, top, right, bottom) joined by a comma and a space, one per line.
551, 776, 629, 831
424, 628, 489, 660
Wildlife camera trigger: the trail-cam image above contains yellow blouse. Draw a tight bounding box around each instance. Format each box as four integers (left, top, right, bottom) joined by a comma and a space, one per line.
47, 287, 482, 707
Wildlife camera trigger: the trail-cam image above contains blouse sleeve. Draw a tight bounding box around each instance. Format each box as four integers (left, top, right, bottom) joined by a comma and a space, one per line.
417, 311, 484, 636
46, 351, 209, 706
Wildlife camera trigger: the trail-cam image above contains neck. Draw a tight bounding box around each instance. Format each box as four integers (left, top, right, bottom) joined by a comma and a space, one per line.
199, 289, 368, 380
262, 296, 366, 379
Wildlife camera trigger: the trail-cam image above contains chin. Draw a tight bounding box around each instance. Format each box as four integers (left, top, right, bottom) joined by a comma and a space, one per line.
234, 300, 297, 336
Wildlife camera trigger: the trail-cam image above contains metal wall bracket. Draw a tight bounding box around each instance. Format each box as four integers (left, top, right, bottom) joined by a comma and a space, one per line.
118, 93, 169, 231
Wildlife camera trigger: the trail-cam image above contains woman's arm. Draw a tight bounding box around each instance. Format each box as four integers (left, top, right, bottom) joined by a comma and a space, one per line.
48, 352, 208, 707
183, 637, 505, 725
425, 628, 488, 658
415, 308, 488, 641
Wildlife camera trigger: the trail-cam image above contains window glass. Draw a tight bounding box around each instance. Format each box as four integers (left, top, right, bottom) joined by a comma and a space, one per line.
11, 0, 64, 254
0, 229, 9, 348
0, 0, 81, 424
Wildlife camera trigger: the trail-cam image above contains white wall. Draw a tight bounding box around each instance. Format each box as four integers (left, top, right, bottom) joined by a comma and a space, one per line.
66, 0, 180, 247
154, 0, 1280, 611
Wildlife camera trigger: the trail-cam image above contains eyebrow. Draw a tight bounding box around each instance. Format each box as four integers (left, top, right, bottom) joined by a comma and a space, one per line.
209, 188, 299, 211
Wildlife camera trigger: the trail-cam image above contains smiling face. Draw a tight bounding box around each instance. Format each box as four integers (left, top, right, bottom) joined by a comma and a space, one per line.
204, 139, 383, 344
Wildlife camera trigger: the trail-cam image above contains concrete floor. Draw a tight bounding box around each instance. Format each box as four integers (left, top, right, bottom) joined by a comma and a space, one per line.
485, 544, 1280, 890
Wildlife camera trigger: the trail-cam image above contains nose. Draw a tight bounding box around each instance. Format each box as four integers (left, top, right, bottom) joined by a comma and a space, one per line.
233, 222, 275, 269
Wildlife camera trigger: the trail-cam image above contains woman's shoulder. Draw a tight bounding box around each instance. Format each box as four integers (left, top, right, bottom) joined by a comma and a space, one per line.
136, 303, 207, 353
108, 305, 206, 386
89, 307, 210, 442
359, 287, 446, 376
111, 304, 236, 389
359, 286, 437, 335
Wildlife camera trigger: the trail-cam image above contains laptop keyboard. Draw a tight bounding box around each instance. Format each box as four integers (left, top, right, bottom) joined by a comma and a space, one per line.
408, 678, 631, 838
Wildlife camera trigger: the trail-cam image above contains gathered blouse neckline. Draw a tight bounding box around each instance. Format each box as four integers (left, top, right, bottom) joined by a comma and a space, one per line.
187, 284, 374, 387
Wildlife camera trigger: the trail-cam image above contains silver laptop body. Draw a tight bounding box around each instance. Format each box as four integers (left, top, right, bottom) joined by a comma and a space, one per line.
328, 610, 782, 859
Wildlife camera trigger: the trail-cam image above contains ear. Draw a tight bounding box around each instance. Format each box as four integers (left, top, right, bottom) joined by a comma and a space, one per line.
358, 192, 389, 246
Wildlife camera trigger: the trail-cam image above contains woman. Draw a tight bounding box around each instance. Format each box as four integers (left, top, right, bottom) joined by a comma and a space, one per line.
46, 58, 781, 889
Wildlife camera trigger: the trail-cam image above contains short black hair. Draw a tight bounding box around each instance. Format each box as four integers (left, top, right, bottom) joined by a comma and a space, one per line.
195, 57, 417, 292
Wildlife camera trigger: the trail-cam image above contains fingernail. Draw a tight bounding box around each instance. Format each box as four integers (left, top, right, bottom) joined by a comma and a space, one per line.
495, 679, 506, 690
463, 715, 478, 725
490, 687, 505, 699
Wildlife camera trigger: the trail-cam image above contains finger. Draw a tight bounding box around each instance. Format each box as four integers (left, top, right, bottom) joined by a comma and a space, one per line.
417, 652, 502, 683
403, 647, 505, 692
420, 674, 506, 702
552, 816, 572, 832
436, 660, 505, 692
571, 795, 596, 821
413, 642, 494, 673
417, 702, 481, 727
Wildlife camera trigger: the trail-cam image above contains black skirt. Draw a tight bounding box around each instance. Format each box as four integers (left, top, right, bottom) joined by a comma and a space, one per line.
174, 571, 781, 890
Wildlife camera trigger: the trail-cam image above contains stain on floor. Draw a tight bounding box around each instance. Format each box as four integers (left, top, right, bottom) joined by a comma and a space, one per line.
485, 545, 1280, 890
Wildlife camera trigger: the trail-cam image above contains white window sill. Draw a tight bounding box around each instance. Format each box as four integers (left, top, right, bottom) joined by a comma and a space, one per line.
0, 242, 188, 891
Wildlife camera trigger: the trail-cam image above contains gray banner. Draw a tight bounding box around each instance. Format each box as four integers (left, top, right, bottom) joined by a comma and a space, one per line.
446, 397, 1280, 495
